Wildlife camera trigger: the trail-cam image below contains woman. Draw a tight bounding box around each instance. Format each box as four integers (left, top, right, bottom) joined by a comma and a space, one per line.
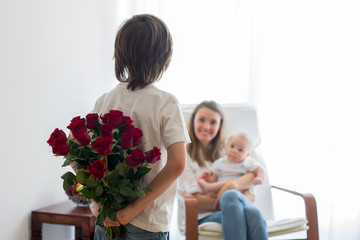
178, 100, 268, 240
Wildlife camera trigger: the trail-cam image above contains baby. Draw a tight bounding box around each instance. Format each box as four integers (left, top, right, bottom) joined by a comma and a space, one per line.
197, 133, 264, 195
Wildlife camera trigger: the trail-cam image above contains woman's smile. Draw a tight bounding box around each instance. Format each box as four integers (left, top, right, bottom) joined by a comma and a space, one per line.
194, 107, 221, 146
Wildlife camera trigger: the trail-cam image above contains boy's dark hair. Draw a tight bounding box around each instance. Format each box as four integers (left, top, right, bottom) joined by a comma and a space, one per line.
114, 14, 173, 91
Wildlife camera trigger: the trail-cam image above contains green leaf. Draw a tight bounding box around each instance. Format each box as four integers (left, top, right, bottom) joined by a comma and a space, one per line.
61, 157, 73, 167
114, 194, 124, 203
107, 170, 119, 186
136, 166, 151, 177
81, 187, 96, 199
76, 171, 90, 184
144, 188, 152, 193
85, 178, 99, 188
112, 201, 124, 210
61, 171, 76, 181
61, 172, 76, 192
112, 194, 126, 210
69, 140, 81, 152
107, 208, 117, 222
116, 163, 129, 178
96, 208, 107, 225
119, 186, 135, 196
135, 186, 145, 198
63, 182, 72, 192
95, 185, 103, 197
117, 179, 129, 188
79, 147, 91, 159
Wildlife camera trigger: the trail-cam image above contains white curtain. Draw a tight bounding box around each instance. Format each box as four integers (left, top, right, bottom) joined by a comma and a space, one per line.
252, 0, 360, 239
118, 1, 360, 239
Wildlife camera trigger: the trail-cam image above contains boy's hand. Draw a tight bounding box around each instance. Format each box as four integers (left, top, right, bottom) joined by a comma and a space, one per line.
103, 217, 121, 227
116, 201, 142, 225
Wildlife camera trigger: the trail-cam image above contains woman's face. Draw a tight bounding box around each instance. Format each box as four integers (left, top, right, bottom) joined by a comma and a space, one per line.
193, 107, 221, 147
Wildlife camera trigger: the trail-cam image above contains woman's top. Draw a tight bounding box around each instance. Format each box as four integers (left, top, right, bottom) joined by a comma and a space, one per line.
91, 82, 190, 232
178, 153, 214, 220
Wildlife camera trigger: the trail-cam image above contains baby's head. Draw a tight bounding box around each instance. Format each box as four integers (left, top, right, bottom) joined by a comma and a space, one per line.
225, 133, 252, 163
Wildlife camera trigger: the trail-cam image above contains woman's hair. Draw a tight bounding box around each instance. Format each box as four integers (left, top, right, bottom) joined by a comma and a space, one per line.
187, 100, 226, 167
114, 14, 173, 91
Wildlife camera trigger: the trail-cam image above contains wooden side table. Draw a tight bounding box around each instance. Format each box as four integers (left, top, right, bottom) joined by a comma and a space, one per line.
31, 200, 95, 240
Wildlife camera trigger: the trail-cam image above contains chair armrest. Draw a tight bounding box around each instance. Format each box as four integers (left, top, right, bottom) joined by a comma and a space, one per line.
271, 185, 319, 240
177, 192, 199, 240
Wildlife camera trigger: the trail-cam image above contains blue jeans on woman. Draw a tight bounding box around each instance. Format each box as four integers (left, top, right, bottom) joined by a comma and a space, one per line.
94, 223, 168, 240
198, 189, 268, 240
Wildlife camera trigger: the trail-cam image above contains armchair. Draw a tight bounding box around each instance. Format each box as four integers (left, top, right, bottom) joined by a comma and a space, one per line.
175, 103, 319, 240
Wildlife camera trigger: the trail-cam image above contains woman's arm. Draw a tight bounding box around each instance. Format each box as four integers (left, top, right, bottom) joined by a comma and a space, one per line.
111, 141, 187, 225
193, 192, 217, 211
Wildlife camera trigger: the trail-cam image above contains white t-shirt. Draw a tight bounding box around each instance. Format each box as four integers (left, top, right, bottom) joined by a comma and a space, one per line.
91, 82, 190, 232
210, 157, 260, 181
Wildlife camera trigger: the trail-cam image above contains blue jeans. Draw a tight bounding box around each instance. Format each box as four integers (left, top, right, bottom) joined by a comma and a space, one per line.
198, 190, 268, 240
94, 224, 168, 240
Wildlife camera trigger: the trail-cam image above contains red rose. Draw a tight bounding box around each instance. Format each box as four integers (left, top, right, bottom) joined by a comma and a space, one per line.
73, 129, 91, 146
120, 132, 133, 149
108, 110, 124, 127
47, 128, 70, 156
86, 159, 106, 179
86, 113, 99, 129
145, 147, 161, 164
120, 116, 133, 132
67, 116, 86, 134
125, 149, 145, 167
92, 137, 113, 156
99, 123, 114, 138
51, 138, 70, 156
131, 128, 143, 146
47, 128, 67, 147
101, 110, 124, 127
100, 113, 109, 124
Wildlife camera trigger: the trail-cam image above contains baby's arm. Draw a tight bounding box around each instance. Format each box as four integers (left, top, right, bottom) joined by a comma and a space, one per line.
252, 166, 265, 185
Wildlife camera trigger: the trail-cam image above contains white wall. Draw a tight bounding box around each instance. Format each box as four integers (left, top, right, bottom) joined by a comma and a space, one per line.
0, 0, 123, 239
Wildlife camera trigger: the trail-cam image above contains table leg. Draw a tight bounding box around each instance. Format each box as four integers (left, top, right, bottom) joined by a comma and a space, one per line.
31, 213, 42, 240
81, 220, 95, 240
75, 226, 81, 239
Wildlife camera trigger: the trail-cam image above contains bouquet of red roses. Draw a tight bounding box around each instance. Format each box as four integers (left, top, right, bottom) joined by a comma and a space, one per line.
47, 110, 161, 239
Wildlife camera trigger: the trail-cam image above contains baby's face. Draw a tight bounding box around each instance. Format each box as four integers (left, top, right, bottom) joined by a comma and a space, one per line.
225, 135, 250, 163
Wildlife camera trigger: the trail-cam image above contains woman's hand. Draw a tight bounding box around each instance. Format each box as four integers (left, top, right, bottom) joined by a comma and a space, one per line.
213, 180, 237, 210
242, 189, 256, 203
193, 192, 217, 211
213, 172, 256, 210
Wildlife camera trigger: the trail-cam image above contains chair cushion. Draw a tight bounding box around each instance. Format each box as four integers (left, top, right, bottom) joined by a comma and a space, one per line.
198, 217, 308, 237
